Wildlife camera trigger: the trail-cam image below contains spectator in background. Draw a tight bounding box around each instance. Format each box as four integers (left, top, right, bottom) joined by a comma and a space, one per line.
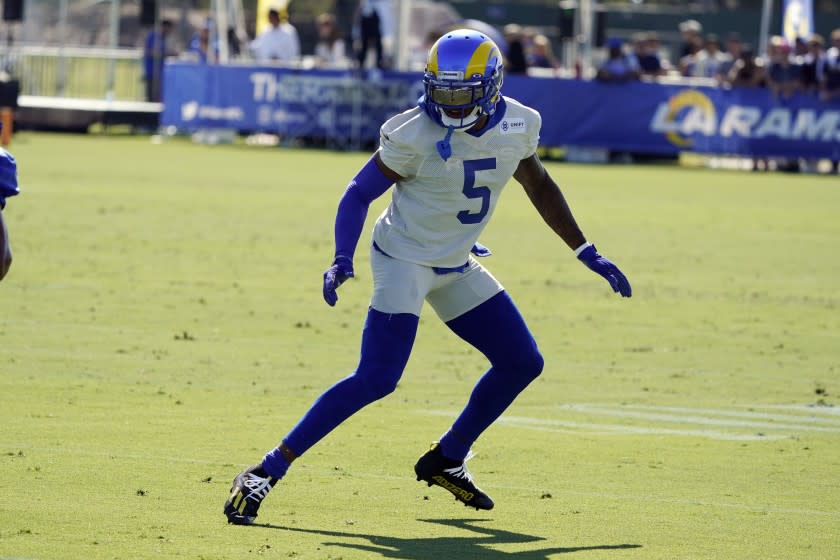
765, 36, 801, 99
503, 24, 528, 74
718, 33, 744, 80
0, 147, 18, 281
314, 13, 349, 69
521, 27, 539, 61
794, 36, 809, 58
356, 0, 385, 69
679, 38, 702, 77
678, 19, 704, 59
142, 19, 173, 102
250, 8, 300, 64
819, 29, 840, 103
725, 46, 766, 88
226, 26, 243, 58
693, 34, 731, 79
596, 37, 640, 82
529, 34, 559, 71
800, 34, 824, 93
187, 21, 217, 64
634, 33, 667, 78
408, 30, 441, 71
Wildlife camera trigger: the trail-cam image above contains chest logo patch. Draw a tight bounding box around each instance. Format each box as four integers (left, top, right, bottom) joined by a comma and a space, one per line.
500, 118, 526, 134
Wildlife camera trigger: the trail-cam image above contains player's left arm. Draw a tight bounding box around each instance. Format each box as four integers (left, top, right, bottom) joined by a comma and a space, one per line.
514, 153, 632, 297
513, 153, 585, 250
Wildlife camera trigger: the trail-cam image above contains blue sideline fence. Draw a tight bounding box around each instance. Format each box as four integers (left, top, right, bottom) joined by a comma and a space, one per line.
162, 63, 840, 160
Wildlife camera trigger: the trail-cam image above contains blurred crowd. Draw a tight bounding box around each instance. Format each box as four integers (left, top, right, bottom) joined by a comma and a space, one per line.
595, 19, 840, 102
143, 6, 840, 107
145, 2, 384, 85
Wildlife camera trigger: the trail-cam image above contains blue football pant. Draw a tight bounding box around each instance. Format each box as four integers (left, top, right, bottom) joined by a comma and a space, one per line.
281, 309, 419, 458
439, 291, 544, 460
277, 291, 543, 465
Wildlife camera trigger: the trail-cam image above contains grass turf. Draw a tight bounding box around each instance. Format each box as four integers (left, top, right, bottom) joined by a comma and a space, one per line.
0, 132, 838, 559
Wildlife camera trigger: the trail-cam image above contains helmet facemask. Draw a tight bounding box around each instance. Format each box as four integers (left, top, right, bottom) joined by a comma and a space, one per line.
424, 72, 499, 129
424, 71, 502, 130
422, 30, 505, 159
422, 29, 504, 131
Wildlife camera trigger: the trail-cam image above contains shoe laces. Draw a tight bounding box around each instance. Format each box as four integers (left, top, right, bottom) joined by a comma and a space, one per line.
242, 473, 272, 501
442, 450, 476, 483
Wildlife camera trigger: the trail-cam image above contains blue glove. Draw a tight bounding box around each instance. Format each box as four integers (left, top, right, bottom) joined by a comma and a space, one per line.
322, 256, 355, 306
470, 242, 492, 257
577, 244, 632, 298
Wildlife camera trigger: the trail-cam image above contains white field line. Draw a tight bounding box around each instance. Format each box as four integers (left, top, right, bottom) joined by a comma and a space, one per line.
420, 402, 840, 440
583, 403, 840, 425
733, 403, 840, 417
552, 405, 840, 434
2, 443, 838, 519
422, 410, 785, 440
498, 416, 787, 441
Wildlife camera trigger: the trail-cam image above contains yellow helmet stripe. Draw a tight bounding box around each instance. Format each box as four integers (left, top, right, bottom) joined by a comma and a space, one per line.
465, 41, 498, 80
427, 42, 440, 75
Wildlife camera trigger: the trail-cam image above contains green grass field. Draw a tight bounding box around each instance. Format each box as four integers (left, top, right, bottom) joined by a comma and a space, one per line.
1, 132, 838, 560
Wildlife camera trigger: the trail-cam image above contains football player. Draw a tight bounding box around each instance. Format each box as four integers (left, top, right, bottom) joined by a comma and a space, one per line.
0, 147, 19, 281
225, 29, 631, 524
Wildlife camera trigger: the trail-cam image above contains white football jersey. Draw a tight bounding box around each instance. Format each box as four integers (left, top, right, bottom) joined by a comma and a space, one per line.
374, 97, 541, 268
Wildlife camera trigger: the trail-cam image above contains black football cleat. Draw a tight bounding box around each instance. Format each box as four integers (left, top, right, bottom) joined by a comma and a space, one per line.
223, 465, 277, 525
414, 443, 494, 510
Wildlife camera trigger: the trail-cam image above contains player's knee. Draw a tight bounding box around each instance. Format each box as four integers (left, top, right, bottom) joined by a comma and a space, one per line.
518, 347, 544, 382
492, 344, 543, 382
355, 366, 400, 402
361, 375, 399, 401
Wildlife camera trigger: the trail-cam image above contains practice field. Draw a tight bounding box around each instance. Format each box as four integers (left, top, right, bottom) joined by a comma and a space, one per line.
1, 133, 838, 560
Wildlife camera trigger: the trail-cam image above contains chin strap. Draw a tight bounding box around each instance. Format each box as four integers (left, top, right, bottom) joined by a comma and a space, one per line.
436, 125, 455, 161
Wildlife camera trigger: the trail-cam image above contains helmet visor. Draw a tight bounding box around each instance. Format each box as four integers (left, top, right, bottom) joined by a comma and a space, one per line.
429, 84, 485, 107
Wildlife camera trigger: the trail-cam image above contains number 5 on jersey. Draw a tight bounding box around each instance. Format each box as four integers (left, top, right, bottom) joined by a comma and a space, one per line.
457, 158, 496, 225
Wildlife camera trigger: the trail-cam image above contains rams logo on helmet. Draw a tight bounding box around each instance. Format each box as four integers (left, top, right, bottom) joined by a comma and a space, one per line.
423, 29, 504, 129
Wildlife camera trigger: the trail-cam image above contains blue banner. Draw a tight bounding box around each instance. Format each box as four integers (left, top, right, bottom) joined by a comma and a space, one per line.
161, 64, 424, 147
503, 76, 840, 159
162, 63, 840, 159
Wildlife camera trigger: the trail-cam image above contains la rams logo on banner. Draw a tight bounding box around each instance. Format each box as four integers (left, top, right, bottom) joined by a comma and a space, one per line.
783, 0, 813, 44
651, 90, 717, 147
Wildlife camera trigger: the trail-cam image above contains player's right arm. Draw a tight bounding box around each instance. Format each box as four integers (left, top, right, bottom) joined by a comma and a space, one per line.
332, 152, 402, 266
321, 153, 404, 306
323, 112, 417, 306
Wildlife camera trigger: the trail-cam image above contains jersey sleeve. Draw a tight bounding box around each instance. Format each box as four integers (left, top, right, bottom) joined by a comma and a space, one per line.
522, 109, 542, 160
377, 115, 421, 178
0, 148, 19, 209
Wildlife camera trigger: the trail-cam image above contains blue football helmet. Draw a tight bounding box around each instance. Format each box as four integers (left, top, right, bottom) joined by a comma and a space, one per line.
423, 29, 504, 129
